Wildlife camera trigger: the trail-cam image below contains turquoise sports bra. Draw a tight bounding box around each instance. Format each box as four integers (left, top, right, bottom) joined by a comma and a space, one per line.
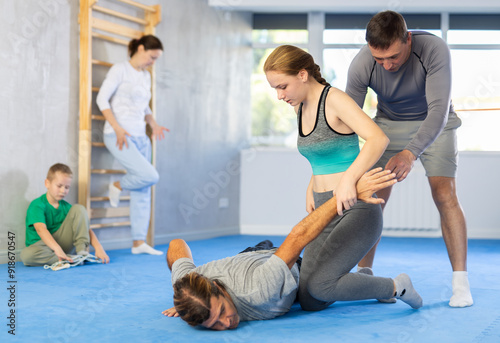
297, 86, 360, 175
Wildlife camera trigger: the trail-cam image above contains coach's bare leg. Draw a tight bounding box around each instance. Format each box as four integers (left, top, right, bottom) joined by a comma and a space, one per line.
429, 176, 472, 307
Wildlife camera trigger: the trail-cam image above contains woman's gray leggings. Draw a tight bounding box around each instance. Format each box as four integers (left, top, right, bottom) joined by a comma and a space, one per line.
298, 191, 395, 311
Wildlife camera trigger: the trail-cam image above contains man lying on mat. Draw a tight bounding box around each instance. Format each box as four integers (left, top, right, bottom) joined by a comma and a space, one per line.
163, 168, 422, 330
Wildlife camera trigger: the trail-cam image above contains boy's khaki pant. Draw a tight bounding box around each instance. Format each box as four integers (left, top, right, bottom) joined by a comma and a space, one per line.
21, 204, 90, 266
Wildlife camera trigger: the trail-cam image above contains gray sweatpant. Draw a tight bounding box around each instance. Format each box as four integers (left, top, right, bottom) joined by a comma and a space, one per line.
298, 191, 395, 311
20, 204, 90, 266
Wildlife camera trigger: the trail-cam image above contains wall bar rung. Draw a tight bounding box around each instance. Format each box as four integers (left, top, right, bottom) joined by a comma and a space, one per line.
91, 169, 127, 174
92, 31, 129, 46
90, 221, 131, 229
92, 5, 148, 25
91, 196, 131, 202
92, 59, 113, 67
117, 0, 157, 13
91, 114, 105, 120
92, 17, 143, 40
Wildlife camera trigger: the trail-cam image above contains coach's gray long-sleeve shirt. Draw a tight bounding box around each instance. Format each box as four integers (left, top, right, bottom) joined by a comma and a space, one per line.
346, 31, 456, 158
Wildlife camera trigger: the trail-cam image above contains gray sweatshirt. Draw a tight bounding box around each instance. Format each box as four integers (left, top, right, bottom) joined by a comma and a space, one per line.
171, 251, 300, 322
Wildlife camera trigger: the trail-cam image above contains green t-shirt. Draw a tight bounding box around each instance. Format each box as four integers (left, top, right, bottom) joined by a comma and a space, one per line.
25, 193, 72, 246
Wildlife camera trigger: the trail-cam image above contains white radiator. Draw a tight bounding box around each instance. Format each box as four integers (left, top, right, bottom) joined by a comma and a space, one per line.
382, 161, 442, 237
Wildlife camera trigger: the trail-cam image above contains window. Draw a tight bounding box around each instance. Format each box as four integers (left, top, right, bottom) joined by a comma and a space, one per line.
323, 15, 373, 116
252, 46, 302, 146
323, 29, 364, 89
448, 14, 500, 151
251, 14, 308, 146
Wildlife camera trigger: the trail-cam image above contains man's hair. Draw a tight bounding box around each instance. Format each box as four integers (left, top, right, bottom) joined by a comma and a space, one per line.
173, 272, 228, 327
366, 10, 409, 49
47, 163, 73, 181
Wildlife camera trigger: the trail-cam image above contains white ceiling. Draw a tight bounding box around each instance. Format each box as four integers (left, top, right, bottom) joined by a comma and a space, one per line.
208, 0, 500, 13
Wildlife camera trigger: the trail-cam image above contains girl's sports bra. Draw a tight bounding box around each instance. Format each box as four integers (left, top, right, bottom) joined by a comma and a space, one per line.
297, 86, 360, 175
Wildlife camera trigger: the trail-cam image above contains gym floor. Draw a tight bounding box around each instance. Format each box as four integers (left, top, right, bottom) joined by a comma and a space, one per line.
3, 235, 499, 343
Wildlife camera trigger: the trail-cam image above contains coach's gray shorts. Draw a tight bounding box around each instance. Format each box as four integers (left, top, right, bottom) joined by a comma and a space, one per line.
373, 113, 462, 178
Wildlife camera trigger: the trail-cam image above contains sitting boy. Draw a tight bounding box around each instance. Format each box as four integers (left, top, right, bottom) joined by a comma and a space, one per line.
21, 163, 109, 266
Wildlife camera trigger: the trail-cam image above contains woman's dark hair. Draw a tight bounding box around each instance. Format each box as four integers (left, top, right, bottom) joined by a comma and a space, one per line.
128, 35, 163, 57
264, 45, 330, 86
366, 11, 409, 49
173, 272, 228, 327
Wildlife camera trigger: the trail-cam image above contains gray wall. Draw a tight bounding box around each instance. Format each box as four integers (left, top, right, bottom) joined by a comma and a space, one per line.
0, 0, 252, 262
152, 1, 252, 243
0, 0, 80, 260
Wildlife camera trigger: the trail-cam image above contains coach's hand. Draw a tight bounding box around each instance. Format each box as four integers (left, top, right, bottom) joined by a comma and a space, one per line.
385, 149, 416, 182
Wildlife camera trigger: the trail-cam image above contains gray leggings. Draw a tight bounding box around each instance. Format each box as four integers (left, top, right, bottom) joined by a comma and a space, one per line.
298, 191, 395, 311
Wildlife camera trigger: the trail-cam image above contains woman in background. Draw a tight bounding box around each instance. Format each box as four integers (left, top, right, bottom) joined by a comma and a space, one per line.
97, 35, 168, 255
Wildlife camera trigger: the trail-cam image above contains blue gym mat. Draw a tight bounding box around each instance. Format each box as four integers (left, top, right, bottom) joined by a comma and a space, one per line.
2, 236, 499, 343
